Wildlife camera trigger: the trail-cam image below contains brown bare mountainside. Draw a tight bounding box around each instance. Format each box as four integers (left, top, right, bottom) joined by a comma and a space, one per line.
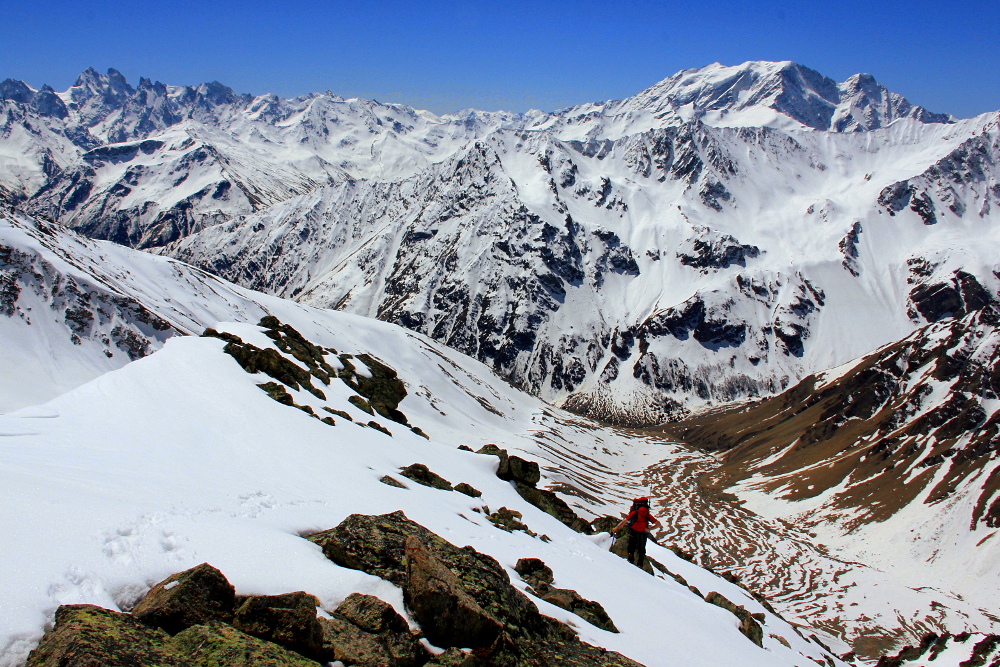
660, 306, 1000, 534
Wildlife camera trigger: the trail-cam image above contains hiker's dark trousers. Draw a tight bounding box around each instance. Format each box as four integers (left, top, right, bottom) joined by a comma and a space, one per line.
627, 528, 647, 565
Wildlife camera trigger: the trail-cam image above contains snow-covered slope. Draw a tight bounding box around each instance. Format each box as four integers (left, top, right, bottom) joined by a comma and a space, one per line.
0, 199, 277, 411
0, 295, 850, 665
2, 197, 997, 665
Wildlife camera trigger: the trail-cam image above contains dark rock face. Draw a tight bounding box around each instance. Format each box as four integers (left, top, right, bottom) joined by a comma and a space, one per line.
677, 230, 760, 272
319, 593, 426, 667
25, 605, 185, 667
404, 536, 503, 648
172, 622, 321, 667
839, 221, 863, 276
232, 592, 325, 660
908, 269, 995, 323
131, 562, 236, 634
704, 591, 764, 647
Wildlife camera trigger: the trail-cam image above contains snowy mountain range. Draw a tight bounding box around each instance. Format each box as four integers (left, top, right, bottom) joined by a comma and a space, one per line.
5, 60, 992, 425
3, 60, 1000, 666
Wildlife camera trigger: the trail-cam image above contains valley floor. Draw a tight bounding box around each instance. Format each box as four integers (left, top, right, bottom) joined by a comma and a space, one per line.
592, 429, 1000, 660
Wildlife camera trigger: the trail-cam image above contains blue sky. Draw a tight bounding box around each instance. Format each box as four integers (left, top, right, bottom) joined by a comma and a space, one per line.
2, 0, 997, 118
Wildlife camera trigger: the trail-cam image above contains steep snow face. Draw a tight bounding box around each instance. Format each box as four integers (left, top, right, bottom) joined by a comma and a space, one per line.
165, 112, 1000, 424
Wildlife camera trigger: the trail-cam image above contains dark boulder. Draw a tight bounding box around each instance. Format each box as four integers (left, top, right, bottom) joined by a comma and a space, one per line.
26, 604, 185, 667
704, 591, 763, 647
514, 558, 618, 633
319, 593, 426, 666
172, 622, 321, 667
528, 581, 619, 633
399, 463, 454, 490
131, 562, 236, 634
514, 558, 554, 587
475, 445, 541, 487
232, 592, 325, 660
404, 536, 502, 648
454, 482, 482, 498
513, 483, 591, 534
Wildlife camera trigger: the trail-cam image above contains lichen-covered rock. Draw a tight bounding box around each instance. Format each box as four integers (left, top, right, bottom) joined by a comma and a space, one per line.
507, 639, 645, 666
513, 483, 591, 534
319, 594, 425, 667
172, 622, 320, 667
26, 604, 185, 667
705, 591, 764, 647
399, 463, 453, 490
514, 558, 554, 587
232, 592, 325, 660
529, 581, 619, 633
404, 536, 503, 649
454, 482, 482, 498
305, 511, 552, 640
131, 562, 236, 635
476, 446, 541, 487
424, 647, 483, 666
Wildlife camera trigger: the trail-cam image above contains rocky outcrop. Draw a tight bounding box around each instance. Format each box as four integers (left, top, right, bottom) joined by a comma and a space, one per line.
172, 622, 320, 667
305, 511, 550, 640
232, 592, 325, 661
474, 445, 593, 533
704, 591, 764, 647
399, 463, 454, 490
404, 536, 503, 648
305, 511, 644, 665
319, 593, 426, 667
130, 562, 236, 634
26, 605, 185, 667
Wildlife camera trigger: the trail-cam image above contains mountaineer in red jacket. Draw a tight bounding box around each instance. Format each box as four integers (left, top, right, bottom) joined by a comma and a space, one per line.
613, 497, 660, 567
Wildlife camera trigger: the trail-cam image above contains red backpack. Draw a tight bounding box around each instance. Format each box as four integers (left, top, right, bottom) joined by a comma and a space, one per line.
627, 497, 650, 528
